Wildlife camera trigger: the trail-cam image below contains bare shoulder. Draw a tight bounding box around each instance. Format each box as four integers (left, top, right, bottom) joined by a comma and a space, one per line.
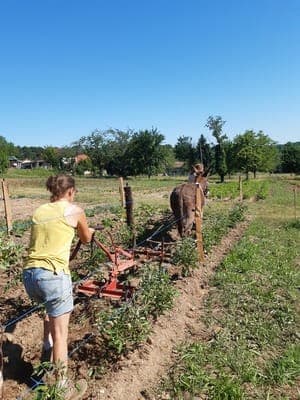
64, 204, 84, 217
64, 204, 84, 227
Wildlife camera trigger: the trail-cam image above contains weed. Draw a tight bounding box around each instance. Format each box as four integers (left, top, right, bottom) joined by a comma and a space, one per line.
264, 344, 300, 384
172, 237, 199, 276
227, 203, 247, 227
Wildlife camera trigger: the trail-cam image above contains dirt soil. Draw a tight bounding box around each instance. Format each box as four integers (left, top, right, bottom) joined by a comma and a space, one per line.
0, 198, 250, 400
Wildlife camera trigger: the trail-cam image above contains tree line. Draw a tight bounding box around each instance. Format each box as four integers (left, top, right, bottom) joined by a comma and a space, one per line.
1, 116, 299, 179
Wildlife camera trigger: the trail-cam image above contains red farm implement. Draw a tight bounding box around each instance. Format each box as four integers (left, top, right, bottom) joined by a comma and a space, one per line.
70, 228, 173, 301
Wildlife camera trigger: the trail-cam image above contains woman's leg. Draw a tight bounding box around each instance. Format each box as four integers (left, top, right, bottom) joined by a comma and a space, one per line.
48, 312, 71, 376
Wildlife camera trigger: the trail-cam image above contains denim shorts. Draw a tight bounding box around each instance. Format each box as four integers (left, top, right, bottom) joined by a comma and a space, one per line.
23, 268, 74, 317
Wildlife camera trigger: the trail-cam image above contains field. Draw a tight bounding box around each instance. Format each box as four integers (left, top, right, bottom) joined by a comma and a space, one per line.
0, 172, 299, 400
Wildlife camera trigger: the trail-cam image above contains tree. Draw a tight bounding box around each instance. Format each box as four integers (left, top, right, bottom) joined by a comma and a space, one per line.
224, 140, 236, 178
256, 132, 279, 175
205, 116, 227, 182
125, 128, 166, 178
160, 144, 176, 173
75, 130, 109, 175
0, 148, 9, 174
16, 146, 44, 160
0, 136, 10, 174
281, 142, 300, 173
103, 129, 133, 177
42, 146, 60, 169
196, 135, 214, 173
232, 130, 278, 179
174, 136, 197, 168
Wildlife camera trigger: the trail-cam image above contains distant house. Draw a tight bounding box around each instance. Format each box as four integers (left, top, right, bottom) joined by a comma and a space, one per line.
8, 156, 22, 168
75, 154, 89, 164
167, 161, 186, 176
60, 154, 90, 170
21, 159, 51, 169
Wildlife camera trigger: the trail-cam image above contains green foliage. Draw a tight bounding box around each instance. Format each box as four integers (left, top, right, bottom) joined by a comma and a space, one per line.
174, 135, 197, 168
125, 128, 167, 178
42, 146, 60, 169
202, 203, 247, 253
95, 264, 177, 356
30, 362, 67, 400
172, 237, 199, 276
161, 193, 300, 399
197, 134, 214, 172
0, 135, 10, 174
232, 130, 279, 178
97, 304, 150, 354
227, 203, 247, 227
138, 265, 178, 318
0, 233, 24, 270
12, 219, 32, 236
264, 344, 300, 384
209, 179, 270, 200
75, 127, 171, 177
280, 142, 300, 173
206, 115, 228, 182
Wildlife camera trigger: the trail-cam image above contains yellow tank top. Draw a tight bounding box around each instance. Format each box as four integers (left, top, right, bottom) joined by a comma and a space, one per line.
25, 201, 75, 274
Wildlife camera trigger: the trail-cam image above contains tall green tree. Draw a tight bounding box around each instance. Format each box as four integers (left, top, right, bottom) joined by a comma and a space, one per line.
205, 116, 227, 182
125, 128, 166, 178
256, 132, 279, 175
196, 134, 213, 173
280, 142, 300, 173
174, 136, 197, 168
104, 129, 133, 177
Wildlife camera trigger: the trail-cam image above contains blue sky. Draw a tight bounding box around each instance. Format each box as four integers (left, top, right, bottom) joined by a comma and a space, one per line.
0, 0, 299, 148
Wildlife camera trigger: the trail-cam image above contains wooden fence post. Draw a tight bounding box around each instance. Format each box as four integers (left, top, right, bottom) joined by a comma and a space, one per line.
124, 184, 134, 228
119, 177, 125, 208
1, 179, 12, 234
239, 175, 243, 201
293, 187, 297, 220
124, 184, 136, 247
195, 184, 205, 263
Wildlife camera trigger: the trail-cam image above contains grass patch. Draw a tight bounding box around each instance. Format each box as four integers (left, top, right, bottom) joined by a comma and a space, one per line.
160, 180, 300, 399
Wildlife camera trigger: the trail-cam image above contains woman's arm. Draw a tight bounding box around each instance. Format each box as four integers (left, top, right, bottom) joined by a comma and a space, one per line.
77, 211, 95, 243
65, 204, 94, 243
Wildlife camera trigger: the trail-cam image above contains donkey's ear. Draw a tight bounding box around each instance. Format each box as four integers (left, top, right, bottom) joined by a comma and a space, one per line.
203, 166, 212, 177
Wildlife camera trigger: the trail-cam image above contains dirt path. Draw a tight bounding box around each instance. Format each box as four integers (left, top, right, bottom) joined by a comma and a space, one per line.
90, 219, 250, 400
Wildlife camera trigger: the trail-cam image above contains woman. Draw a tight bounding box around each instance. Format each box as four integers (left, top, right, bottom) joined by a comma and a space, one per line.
23, 174, 94, 398
188, 163, 204, 183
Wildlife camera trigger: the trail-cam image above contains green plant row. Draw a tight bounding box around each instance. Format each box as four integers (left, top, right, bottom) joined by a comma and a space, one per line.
202, 202, 247, 253
96, 265, 178, 355
209, 179, 270, 200
160, 216, 300, 399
